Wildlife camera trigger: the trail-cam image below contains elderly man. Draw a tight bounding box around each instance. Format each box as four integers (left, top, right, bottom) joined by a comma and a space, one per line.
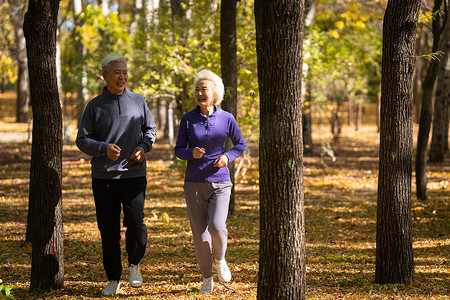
76, 53, 157, 296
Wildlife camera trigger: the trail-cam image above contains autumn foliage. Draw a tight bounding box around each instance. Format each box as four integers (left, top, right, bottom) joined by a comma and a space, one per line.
0, 91, 448, 299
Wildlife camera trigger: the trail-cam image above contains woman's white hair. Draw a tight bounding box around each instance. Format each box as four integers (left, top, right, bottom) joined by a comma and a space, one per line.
193, 69, 225, 105
101, 53, 126, 72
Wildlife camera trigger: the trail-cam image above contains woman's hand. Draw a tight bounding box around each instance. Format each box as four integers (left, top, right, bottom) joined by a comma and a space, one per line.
193, 147, 206, 159
213, 154, 229, 168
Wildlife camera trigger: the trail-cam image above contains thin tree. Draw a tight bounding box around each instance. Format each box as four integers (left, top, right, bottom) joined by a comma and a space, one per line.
255, 1, 306, 299
429, 3, 449, 162
376, 0, 421, 284
23, 0, 64, 291
416, 0, 445, 200
73, 0, 90, 126
302, 0, 316, 156
9, 0, 28, 123
220, 0, 238, 216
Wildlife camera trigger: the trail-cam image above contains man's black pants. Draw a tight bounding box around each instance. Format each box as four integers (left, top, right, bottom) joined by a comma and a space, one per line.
92, 177, 147, 281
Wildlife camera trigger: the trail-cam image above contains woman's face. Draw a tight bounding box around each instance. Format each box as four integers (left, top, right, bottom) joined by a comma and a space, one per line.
195, 79, 215, 109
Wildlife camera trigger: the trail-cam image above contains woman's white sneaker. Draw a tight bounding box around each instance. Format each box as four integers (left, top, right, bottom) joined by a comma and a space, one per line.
103, 280, 121, 296
215, 259, 232, 282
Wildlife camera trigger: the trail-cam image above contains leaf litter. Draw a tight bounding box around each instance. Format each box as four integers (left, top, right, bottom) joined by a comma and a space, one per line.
0, 125, 448, 299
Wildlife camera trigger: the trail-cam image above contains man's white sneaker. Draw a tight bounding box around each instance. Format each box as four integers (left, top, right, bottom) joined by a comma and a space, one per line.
103, 280, 121, 296
128, 264, 143, 287
215, 259, 232, 282
199, 276, 214, 294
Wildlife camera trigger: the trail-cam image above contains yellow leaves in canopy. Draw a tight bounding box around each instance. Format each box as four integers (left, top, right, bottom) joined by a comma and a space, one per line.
329, 30, 340, 39
335, 21, 345, 30
355, 21, 366, 29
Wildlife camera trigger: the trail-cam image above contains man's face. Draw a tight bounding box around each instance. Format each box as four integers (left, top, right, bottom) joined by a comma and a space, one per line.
103, 60, 128, 95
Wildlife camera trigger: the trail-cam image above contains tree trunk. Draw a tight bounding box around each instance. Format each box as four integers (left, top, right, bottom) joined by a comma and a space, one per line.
413, 23, 425, 124
302, 0, 315, 156
331, 97, 341, 141
429, 5, 450, 162
445, 102, 450, 152
416, 0, 445, 200
23, 0, 64, 291
170, 0, 191, 120
356, 102, 363, 131
255, 1, 306, 299
73, 0, 90, 126
348, 97, 354, 127
376, 0, 420, 284
303, 81, 313, 156
158, 98, 168, 137
1, 72, 6, 93
221, 0, 238, 217
9, 0, 29, 123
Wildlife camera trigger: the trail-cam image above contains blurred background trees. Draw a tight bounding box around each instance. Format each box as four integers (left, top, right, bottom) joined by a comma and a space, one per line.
0, 0, 448, 196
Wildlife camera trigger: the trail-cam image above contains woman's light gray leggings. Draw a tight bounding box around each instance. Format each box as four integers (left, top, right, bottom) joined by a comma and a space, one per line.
183, 181, 232, 279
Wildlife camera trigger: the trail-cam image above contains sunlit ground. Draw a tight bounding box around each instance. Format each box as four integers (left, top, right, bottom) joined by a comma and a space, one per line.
0, 92, 449, 299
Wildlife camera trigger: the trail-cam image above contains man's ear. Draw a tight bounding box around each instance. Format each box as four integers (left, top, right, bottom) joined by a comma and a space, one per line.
102, 71, 107, 81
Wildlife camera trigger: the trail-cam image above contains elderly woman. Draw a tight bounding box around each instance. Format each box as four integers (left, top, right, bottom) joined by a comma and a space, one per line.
175, 69, 246, 293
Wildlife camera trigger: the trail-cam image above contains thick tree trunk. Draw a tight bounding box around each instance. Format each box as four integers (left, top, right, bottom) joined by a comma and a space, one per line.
255, 1, 306, 299
23, 0, 64, 291
376, 0, 420, 284
429, 6, 450, 162
221, 0, 238, 217
416, 0, 444, 200
10, 0, 29, 123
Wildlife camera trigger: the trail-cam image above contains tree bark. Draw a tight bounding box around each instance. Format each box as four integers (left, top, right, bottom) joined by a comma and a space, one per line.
415, 0, 445, 200
376, 0, 420, 284
429, 4, 450, 162
221, 0, 238, 217
255, 1, 306, 299
9, 0, 29, 123
23, 0, 64, 291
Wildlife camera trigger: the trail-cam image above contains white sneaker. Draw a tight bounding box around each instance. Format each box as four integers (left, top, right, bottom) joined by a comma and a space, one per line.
128, 264, 143, 287
215, 259, 232, 282
103, 280, 121, 296
199, 276, 213, 294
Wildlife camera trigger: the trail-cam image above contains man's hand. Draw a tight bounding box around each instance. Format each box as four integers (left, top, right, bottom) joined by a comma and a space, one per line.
131, 146, 146, 162
107, 144, 121, 161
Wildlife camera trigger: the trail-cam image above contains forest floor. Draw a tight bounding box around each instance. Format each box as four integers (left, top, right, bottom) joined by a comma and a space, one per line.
0, 91, 449, 299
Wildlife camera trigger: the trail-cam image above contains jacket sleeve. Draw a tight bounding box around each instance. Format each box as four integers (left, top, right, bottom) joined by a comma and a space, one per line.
224, 115, 247, 162
139, 99, 157, 152
75, 104, 108, 157
174, 115, 195, 160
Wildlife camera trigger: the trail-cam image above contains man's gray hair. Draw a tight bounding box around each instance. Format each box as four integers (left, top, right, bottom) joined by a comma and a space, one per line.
193, 69, 225, 105
101, 53, 126, 72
